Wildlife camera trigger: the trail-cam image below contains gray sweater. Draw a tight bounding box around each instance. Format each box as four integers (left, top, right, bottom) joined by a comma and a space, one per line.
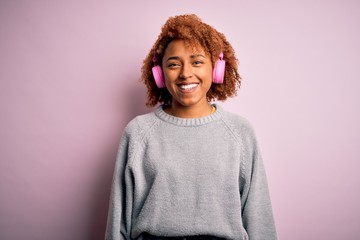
105, 104, 277, 240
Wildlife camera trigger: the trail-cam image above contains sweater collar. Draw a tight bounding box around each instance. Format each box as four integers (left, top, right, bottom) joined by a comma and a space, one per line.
155, 104, 223, 127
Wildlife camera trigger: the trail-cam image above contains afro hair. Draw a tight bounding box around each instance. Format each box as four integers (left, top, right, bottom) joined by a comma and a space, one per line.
141, 14, 241, 107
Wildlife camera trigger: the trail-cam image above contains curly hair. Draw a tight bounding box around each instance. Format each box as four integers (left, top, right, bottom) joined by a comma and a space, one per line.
141, 14, 241, 107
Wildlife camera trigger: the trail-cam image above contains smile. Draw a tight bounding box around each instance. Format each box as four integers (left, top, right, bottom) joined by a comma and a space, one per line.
178, 83, 199, 91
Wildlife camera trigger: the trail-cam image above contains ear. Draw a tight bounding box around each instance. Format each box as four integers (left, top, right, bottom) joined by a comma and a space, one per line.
152, 56, 166, 88
212, 52, 225, 84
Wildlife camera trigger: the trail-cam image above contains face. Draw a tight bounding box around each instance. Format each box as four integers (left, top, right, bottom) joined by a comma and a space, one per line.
162, 39, 213, 109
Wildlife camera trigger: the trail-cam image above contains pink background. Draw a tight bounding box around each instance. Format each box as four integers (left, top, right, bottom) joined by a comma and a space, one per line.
1, 0, 359, 239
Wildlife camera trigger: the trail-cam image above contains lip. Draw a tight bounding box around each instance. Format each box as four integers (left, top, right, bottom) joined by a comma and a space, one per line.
177, 82, 199, 93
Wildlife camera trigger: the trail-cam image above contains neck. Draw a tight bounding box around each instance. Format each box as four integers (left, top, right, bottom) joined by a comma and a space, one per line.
165, 102, 214, 118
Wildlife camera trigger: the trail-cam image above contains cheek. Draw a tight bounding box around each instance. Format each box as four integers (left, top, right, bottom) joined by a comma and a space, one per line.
200, 66, 214, 83
163, 69, 178, 82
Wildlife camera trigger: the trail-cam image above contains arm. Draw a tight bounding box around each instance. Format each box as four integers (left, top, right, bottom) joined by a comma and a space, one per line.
240, 127, 277, 240
105, 134, 134, 240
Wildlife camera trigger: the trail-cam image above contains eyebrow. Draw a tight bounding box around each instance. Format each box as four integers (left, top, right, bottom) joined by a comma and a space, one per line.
166, 54, 206, 62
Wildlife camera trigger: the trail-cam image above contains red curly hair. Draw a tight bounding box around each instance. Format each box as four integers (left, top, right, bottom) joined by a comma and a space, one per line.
141, 14, 241, 107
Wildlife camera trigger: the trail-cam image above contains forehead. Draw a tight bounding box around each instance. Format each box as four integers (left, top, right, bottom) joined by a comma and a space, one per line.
164, 39, 206, 56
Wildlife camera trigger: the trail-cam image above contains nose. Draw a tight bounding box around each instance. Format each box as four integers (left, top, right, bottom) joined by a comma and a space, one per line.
180, 62, 193, 79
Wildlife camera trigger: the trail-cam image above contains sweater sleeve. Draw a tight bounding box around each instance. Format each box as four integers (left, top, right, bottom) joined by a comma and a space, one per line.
239, 125, 277, 240
105, 132, 134, 240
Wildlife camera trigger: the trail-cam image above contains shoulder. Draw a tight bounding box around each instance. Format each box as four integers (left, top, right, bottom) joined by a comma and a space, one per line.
117, 110, 159, 163
219, 107, 257, 141
123, 110, 158, 138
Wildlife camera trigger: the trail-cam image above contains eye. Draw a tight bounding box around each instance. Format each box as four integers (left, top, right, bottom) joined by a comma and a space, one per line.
167, 62, 180, 68
193, 60, 203, 66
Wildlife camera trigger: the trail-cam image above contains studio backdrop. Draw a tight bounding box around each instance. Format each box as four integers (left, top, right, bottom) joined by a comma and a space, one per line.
1, 0, 359, 239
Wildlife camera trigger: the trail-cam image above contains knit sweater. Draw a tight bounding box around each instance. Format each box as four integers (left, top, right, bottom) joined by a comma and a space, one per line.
105, 104, 277, 240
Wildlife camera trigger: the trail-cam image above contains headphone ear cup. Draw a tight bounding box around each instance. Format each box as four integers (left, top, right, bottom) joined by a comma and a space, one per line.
212, 53, 226, 84
152, 65, 166, 88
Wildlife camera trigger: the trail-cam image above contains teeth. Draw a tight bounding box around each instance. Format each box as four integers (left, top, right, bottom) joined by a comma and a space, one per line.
179, 84, 198, 90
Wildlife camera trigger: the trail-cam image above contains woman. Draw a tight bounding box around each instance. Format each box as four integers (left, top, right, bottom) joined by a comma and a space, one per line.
105, 14, 277, 240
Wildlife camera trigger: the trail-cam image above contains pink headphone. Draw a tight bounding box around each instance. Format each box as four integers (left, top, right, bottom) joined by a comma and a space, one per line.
152, 52, 226, 88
